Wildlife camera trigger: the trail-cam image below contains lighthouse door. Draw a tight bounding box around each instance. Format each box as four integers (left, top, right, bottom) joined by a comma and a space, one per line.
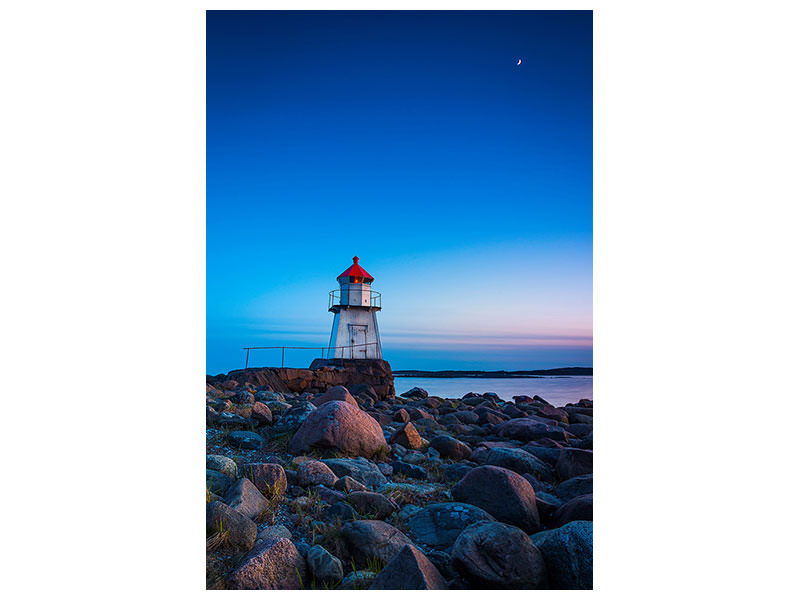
348, 324, 368, 358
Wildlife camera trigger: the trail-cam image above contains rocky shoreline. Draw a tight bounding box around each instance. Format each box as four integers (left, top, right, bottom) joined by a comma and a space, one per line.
206, 372, 593, 590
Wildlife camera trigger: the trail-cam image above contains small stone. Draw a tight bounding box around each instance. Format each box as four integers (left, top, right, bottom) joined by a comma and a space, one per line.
297, 460, 339, 487
307, 544, 344, 583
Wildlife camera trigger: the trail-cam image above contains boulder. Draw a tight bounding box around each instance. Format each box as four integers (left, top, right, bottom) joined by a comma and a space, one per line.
297, 460, 339, 487
206, 501, 257, 551
521, 444, 562, 466
340, 519, 416, 569
555, 474, 593, 501
555, 449, 593, 480
251, 401, 273, 425
207, 455, 237, 479
346, 491, 399, 519
307, 544, 344, 584
444, 463, 473, 482
309, 484, 346, 505
367, 411, 391, 427
496, 419, 570, 444
485, 447, 554, 482
257, 524, 292, 542
530, 520, 592, 589
451, 465, 540, 533
429, 435, 472, 460
242, 463, 287, 497
206, 469, 234, 496
392, 408, 410, 423
407, 502, 496, 550
369, 544, 447, 590
272, 401, 316, 435
217, 412, 249, 428
226, 430, 262, 450
536, 405, 569, 423
289, 401, 389, 458
255, 390, 284, 403
452, 521, 548, 589
333, 475, 367, 493
391, 460, 427, 480
407, 407, 434, 421
566, 423, 593, 437
550, 494, 593, 527
348, 383, 378, 404
388, 422, 424, 450
224, 478, 268, 521
322, 457, 387, 489
401, 387, 428, 399
312, 385, 358, 407
227, 537, 307, 590
453, 410, 479, 424
323, 501, 359, 522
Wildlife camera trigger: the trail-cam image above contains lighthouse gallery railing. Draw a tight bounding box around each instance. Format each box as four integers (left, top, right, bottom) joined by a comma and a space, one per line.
242, 342, 380, 369
328, 289, 381, 310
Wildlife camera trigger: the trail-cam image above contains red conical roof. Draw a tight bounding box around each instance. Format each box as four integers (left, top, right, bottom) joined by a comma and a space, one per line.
337, 256, 374, 281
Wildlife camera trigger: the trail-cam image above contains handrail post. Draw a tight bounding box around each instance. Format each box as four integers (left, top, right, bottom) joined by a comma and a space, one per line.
245, 348, 250, 369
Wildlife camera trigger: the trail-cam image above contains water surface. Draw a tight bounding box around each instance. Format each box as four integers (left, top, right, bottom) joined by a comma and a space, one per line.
393, 376, 592, 407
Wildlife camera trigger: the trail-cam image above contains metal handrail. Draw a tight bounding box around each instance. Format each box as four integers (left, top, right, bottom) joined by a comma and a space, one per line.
242, 342, 380, 369
329, 289, 381, 310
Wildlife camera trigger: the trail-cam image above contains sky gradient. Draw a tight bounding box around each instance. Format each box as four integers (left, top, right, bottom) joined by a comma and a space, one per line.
207, 10, 592, 374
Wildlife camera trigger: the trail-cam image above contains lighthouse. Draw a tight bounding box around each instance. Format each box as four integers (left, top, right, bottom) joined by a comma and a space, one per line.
327, 256, 383, 359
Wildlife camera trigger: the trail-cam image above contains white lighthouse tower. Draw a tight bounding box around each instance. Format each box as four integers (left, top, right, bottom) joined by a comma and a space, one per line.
327, 256, 383, 359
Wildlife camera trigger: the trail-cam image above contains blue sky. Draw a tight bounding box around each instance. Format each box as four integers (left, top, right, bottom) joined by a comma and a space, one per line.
207, 10, 592, 374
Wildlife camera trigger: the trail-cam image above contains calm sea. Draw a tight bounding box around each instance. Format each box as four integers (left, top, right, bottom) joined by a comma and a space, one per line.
393, 376, 593, 408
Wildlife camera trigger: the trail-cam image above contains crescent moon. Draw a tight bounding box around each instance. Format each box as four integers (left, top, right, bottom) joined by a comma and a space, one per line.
517, 59, 522, 65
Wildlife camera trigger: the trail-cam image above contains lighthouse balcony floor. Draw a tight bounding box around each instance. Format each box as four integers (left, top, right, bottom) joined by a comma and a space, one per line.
329, 304, 381, 313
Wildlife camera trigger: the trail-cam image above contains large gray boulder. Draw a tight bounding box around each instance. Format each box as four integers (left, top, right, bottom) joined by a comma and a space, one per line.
297, 460, 339, 487
550, 493, 593, 527
496, 418, 570, 444
346, 491, 399, 520
227, 537, 307, 589
206, 455, 237, 479
224, 478, 268, 521
530, 520, 592, 589
206, 501, 256, 551
226, 430, 262, 450
369, 544, 447, 590
452, 521, 548, 589
429, 435, 472, 459
555, 474, 593, 501
289, 401, 389, 458
272, 401, 316, 434
306, 544, 344, 584
242, 463, 287, 497
206, 469, 233, 496
251, 401, 273, 425
555, 448, 593, 480
322, 457, 387, 489
312, 385, 359, 408
340, 519, 415, 569
451, 465, 541, 533
485, 447, 555, 482
407, 502, 496, 550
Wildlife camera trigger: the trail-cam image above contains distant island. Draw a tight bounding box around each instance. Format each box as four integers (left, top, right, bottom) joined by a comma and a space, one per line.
392, 367, 592, 378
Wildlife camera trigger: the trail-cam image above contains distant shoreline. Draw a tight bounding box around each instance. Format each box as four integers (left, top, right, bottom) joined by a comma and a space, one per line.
392, 367, 592, 378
